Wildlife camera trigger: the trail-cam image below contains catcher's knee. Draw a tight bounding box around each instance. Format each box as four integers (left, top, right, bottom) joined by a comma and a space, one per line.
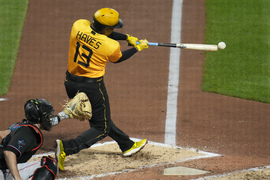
31, 156, 58, 180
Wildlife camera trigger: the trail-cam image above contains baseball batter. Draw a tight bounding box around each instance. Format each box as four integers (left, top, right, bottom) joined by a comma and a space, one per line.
55, 8, 149, 171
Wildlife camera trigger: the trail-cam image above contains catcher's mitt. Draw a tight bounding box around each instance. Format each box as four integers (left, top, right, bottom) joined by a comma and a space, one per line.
63, 92, 92, 121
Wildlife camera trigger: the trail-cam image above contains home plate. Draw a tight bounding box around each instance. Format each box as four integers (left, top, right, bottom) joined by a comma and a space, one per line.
163, 166, 209, 176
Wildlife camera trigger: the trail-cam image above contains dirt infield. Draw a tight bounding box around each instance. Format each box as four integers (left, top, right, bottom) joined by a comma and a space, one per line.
30, 141, 220, 179
0, 0, 270, 179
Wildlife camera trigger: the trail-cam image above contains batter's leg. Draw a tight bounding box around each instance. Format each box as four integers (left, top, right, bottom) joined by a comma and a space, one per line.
62, 127, 107, 155
107, 120, 134, 152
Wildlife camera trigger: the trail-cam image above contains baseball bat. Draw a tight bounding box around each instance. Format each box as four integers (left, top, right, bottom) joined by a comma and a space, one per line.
137, 42, 219, 51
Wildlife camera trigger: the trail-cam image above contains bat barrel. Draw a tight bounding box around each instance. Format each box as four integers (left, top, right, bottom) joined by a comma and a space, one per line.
182, 43, 218, 51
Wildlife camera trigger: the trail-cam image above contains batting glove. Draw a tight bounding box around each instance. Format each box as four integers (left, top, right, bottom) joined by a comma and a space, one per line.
135, 39, 149, 52
126, 34, 139, 46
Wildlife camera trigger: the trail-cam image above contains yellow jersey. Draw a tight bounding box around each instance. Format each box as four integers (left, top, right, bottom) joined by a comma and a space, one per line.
68, 19, 122, 78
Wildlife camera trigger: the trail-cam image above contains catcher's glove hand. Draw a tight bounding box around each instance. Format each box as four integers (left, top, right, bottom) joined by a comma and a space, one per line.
63, 92, 92, 121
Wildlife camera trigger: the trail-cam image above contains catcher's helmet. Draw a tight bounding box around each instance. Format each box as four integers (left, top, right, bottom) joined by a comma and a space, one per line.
24, 99, 55, 130
92, 8, 123, 31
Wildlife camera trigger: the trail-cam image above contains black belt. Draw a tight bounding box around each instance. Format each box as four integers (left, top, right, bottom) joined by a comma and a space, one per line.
66, 71, 103, 83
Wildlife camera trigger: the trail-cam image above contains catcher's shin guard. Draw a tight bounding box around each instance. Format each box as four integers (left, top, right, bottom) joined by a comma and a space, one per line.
31, 156, 58, 180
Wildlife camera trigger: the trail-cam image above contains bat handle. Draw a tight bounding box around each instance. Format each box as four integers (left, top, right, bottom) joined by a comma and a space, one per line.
136, 41, 158, 46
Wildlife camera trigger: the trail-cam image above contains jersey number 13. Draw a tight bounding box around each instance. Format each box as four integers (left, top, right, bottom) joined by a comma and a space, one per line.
73, 41, 93, 67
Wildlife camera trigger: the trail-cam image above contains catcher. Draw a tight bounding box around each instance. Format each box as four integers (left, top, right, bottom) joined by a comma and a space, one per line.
0, 93, 90, 180
0, 99, 58, 180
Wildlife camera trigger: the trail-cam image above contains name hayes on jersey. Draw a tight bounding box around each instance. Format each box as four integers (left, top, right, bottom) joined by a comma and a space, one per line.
76, 31, 101, 49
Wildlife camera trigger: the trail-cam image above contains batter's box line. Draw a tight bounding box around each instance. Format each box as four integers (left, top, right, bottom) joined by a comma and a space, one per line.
33, 138, 221, 180
33, 137, 221, 159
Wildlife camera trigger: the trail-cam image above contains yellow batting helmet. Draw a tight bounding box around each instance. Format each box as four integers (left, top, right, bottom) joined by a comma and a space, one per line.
93, 8, 123, 29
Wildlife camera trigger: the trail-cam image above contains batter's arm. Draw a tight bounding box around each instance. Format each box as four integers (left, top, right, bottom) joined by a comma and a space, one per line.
108, 31, 127, 40
113, 48, 138, 63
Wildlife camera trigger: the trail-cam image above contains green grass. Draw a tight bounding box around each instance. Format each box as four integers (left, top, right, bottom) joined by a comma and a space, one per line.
203, 0, 270, 103
0, 0, 29, 95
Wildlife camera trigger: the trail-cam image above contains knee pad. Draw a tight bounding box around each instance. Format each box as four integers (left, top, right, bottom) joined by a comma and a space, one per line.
31, 156, 58, 180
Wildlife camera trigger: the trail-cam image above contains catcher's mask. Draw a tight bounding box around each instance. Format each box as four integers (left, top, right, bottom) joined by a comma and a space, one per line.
24, 99, 55, 131
92, 8, 123, 31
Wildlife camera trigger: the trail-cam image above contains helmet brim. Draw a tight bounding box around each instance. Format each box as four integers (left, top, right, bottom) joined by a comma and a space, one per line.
113, 18, 123, 28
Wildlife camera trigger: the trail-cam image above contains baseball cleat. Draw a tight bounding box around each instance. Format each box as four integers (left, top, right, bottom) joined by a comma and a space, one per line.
123, 139, 148, 157
55, 139, 66, 171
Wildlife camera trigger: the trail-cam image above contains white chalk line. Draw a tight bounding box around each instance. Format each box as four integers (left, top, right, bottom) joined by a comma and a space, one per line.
33, 137, 221, 158
165, 0, 183, 146
0, 98, 7, 101
34, 138, 220, 180
192, 165, 270, 180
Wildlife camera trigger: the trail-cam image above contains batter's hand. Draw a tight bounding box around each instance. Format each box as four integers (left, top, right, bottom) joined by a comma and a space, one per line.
126, 34, 138, 46
135, 39, 149, 51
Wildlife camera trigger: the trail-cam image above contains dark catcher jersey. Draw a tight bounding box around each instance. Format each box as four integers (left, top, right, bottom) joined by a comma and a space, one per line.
68, 19, 122, 78
0, 122, 43, 169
